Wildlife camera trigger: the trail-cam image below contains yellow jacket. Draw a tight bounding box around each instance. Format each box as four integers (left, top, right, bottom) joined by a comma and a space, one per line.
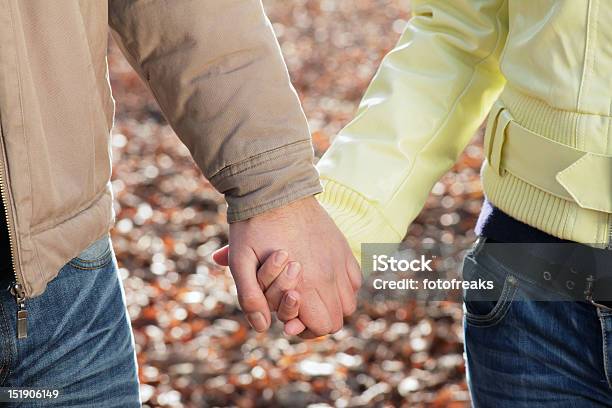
317, 0, 612, 256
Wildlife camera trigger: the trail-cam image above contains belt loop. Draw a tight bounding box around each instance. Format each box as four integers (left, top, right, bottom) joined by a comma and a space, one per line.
489, 109, 512, 177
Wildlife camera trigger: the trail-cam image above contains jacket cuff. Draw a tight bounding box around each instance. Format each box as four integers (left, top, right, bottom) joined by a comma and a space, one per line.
211, 140, 323, 223
316, 178, 404, 263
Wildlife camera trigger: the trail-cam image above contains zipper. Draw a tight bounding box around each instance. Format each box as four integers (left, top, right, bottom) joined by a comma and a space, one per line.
0, 125, 27, 339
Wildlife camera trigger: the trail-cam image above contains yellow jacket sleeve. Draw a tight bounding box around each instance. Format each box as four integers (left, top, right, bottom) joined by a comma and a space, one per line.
317, 0, 509, 259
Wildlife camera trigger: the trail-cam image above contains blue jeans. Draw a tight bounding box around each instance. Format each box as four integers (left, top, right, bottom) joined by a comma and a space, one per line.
0, 235, 141, 407
463, 238, 612, 407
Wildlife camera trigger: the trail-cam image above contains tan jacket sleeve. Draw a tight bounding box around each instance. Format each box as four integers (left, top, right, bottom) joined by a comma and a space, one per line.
108, 0, 322, 222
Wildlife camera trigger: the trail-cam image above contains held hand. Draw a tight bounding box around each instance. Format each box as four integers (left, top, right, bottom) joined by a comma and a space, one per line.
213, 246, 306, 335
214, 196, 362, 337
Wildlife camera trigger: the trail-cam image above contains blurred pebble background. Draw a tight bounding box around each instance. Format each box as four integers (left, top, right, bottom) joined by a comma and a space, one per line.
108, 1, 485, 406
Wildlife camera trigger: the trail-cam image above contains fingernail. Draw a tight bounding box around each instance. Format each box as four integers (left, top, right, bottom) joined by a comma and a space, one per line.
286, 262, 301, 279
287, 293, 298, 306
274, 250, 289, 267
247, 312, 267, 332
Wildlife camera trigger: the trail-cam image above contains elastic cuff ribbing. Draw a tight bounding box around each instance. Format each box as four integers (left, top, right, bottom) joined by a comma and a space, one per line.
316, 178, 403, 262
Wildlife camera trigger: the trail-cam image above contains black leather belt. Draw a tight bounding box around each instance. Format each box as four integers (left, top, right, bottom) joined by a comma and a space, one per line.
484, 239, 612, 309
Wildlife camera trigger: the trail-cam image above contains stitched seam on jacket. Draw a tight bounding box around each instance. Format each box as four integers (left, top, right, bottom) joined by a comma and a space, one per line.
209, 139, 313, 182
6, 0, 33, 285
607, 101, 612, 152
505, 84, 612, 118
584, 0, 598, 150
576, 0, 593, 148
227, 182, 322, 221
29, 188, 108, 235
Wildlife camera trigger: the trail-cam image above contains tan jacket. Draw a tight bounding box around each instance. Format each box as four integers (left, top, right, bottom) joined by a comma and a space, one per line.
0, 0, 321, 299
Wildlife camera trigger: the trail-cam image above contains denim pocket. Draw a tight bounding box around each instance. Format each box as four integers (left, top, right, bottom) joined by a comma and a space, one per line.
68, 234, 113, 270
462, 251, 519, 327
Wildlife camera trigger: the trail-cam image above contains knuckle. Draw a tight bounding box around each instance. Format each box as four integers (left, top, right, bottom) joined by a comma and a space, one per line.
277, 305, 291, 320
280, 303, 297, 317
278, 311, 292, 322
275, 277, 293, 292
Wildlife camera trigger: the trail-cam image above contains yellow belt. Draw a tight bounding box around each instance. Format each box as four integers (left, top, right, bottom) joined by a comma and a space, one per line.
484, 101, 612, 214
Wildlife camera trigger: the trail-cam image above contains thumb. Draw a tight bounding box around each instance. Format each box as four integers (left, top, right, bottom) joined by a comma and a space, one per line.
229, 247, 272, 332
212, 245, 229, 266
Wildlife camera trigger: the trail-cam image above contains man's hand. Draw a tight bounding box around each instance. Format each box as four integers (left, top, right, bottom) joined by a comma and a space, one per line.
215, 196, 362, 336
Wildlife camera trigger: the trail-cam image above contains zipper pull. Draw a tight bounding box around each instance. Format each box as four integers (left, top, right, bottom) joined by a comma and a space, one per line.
11, 283, 27, 339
